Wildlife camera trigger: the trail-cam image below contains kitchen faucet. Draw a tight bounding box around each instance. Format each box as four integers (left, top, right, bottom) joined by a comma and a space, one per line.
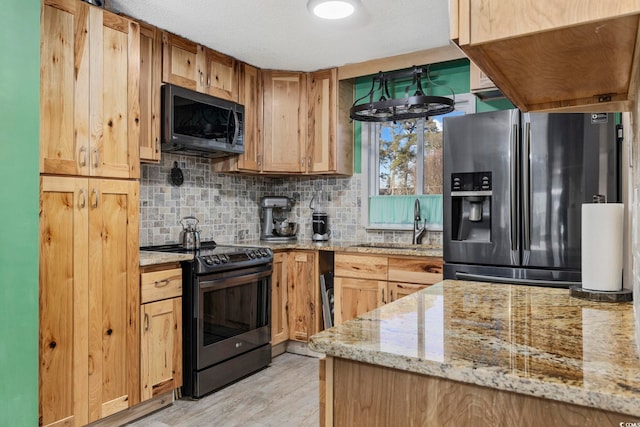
413, 198, 426, 245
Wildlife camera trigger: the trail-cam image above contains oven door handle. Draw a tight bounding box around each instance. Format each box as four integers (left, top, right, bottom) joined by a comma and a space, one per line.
198, 270, 271, 291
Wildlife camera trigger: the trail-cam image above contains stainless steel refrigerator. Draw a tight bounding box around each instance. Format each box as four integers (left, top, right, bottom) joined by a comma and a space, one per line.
443, 109, 620, 287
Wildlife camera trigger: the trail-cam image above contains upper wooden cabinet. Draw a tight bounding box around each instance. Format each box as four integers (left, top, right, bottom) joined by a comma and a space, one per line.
262, 71, 308, 173
200, 46, 239, 102
213, 67, 353, 176
307, 69, 353, 175
161, 32, 201, 91
40, 0, 140, 178
139, 23, 162, 163
162, 31, 239, 102
450, 0, 640, 112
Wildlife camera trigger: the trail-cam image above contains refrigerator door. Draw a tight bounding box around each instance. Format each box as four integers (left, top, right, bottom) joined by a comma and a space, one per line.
523, 113, 619, 270
444, 109, 520, 267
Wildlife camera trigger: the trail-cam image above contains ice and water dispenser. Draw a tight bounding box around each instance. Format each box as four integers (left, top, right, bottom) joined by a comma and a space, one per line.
449, 172, 492, 242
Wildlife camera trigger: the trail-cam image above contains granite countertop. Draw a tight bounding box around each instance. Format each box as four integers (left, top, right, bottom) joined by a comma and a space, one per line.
234, 240, 443, 258
139, 251, 194, 267
139, 240, 442, 267
309, 280, 640, 417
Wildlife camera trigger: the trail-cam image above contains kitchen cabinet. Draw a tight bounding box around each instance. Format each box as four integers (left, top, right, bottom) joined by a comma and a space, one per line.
287, 250, 321, 342
40, 0, 140, 178
262, 70, 309, 173
139, 22, 162, 163
214, 67, 354, 175
162, 31, 239, 102
162, 32, 202, 92
271, 252, 289, 345
333, 253, 443, 325
199, 46, 239, 102
450, 0, 640, 112
307, 68, 354, 175
39, 176, 139, 426
140, 264, 183, 402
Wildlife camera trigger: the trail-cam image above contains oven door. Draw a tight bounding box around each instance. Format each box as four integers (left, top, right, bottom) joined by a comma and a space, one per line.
196, 265, 271, 370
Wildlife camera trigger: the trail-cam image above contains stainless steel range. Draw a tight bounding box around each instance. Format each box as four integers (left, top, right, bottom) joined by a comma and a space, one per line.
142, 241, 273, 398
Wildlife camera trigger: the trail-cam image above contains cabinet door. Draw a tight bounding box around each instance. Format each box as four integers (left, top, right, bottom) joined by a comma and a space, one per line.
287, 251, 318, 341
203, 48, 239, 101
334, 277, 386, 325
140, 297, 182, 401
162, 32, 202, 91
387, 256, 443, 285
237, 63, 263, 171
90, 9, 140, 179
388, 282, 430, 303
139, 23, 162, 163
262, 71, 307, 173
40, 0, 90, 176
307, 68, 336, 173
40, 176, 89, 427
271, 252, 289, 345
88, 179, 139, 421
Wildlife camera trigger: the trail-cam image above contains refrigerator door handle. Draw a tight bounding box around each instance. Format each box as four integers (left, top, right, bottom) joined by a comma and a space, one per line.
454, 272, 580, 288
510, 122, 518, 254
522, 119, 532, 258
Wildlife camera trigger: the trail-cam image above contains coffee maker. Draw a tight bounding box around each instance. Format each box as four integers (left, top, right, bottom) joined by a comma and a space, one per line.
260, 196, 297, 241
310, 191, 331, 241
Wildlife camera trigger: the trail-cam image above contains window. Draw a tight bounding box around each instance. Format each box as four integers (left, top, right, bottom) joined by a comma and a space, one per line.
363, 94, 475, 229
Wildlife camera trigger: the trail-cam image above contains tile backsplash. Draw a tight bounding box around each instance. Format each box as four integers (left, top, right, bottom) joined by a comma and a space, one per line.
140, 153, 442, 246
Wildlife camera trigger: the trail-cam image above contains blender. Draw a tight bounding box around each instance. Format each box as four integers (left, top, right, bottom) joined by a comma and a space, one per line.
310, 191, 331, 241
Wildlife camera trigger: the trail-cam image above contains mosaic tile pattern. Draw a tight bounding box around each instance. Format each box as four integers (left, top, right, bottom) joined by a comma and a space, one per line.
140, 153, 443, 246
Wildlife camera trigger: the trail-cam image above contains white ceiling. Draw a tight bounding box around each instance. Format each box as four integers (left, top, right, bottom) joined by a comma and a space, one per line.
108, 0, 452, 72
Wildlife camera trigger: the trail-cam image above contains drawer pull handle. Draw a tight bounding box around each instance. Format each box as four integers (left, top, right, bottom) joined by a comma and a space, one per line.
78, 189, 86, 209
390, 289, 394, 302
154, 279, 170, 288
381, 288, 386, 304
144, 313, 149, 331
79, 146, 87, 167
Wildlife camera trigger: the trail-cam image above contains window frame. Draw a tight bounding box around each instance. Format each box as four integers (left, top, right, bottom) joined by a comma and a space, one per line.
361, 93, 476, 230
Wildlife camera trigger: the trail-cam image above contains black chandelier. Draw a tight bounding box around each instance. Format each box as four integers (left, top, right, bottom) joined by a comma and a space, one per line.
349, 65, 455, 122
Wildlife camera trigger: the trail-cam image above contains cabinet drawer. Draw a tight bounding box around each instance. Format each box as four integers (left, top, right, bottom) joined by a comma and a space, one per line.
141, 268, 183, 303
388, 257, 443, 285
335, 253, 388, 280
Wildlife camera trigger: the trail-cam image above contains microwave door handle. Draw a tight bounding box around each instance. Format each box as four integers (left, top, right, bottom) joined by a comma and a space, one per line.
232, 109, 239, 146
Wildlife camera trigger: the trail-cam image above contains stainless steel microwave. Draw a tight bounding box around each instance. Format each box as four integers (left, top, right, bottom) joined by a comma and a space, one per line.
162, 84, 244, 158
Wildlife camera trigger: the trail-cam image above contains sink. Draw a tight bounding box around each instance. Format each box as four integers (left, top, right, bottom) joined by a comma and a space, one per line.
350, 243, 440, 252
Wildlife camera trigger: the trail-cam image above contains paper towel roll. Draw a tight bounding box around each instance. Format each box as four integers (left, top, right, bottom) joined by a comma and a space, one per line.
581, 203, 624, 291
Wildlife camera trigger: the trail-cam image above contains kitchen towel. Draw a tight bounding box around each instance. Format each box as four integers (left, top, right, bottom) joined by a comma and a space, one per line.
581, 203, 624, 291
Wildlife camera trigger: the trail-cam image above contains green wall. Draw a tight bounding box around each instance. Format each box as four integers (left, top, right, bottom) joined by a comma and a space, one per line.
353, 58, 514, 173
0, 1, 40, 425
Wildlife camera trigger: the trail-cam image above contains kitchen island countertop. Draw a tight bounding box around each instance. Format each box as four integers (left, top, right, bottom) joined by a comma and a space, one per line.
309, 280, 640, 417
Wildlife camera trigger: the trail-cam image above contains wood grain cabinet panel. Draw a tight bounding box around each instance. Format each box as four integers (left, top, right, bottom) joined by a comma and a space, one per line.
162, 31, 201, 91
388, 256, 443, 285
451, 0, 640, 112
334, 277, 386, 325
139, 264, 182, 403
262, 71, 308, 173
287, 251, 320, 342
201, 47, 239, 102
334, 254, 388, 281
40, 0, 140, 178
139, 23, 162, 163
271, 252, 289, 345
40, 176, 139, 426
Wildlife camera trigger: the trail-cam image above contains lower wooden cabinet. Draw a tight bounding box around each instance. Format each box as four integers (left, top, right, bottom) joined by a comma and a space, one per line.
287, 251, 321, 342
271, 252, 289, 345
39, 176, 139, 426
140, 264, 183, 402
333, 252, 443, 325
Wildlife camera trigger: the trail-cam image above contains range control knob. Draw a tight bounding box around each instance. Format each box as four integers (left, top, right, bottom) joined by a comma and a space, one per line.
204, 256, 214, 265
213, 255, 221, 264
260, 248, 270, 257
248, 251, 256, 259
220, 254, 229, 263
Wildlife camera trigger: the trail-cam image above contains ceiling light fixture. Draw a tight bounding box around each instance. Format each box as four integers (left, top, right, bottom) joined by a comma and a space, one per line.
308, 0, 356, 20
350, 66, 455, 122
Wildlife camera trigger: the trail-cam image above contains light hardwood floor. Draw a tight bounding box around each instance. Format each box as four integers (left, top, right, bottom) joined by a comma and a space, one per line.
127, 352, 319, 427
